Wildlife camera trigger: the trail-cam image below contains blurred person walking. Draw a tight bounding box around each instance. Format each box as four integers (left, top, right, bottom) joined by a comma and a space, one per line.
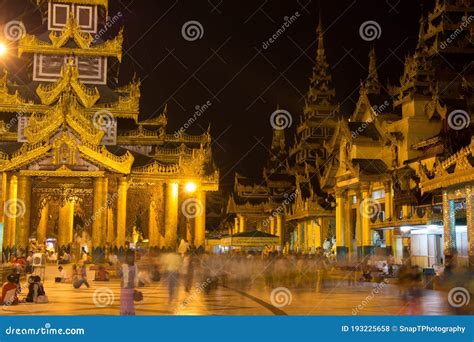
119, 250, 138, 315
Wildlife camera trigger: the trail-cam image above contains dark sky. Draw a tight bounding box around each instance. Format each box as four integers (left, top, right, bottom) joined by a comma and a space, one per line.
1, 0, 430, 191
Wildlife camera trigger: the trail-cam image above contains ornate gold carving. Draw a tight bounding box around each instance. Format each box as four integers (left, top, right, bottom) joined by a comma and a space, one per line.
132, 161, 180, 175
52, 132, 77, 165
20, 165, 105, 178
36, 60, 100, 108
49, 13, 93, 49
78, 142, 134, 174
19, 27, 122, 61
0, 141, 52, 172
24, 110, 64, 144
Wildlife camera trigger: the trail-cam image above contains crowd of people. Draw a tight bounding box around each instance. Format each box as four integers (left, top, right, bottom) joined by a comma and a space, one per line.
1, 240, 472, 315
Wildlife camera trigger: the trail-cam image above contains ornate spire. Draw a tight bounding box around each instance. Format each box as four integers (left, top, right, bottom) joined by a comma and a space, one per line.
416, 13, 426, 52
304, 15, 336, 118
363, 47, 380, 95
271, 126, 286, 153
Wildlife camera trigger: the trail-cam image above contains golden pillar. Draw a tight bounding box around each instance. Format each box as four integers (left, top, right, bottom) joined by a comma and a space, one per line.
270, 217, 275, 235
37, 200, 49, 245
276, 214, 283, 246
465, 186, 474, 268
233, 217, 239, 235
384, 181, 393, 254
0, 173, 7, 227
239, 215, 246, 233
2, 173, 10, 249
149, 200, 159, 247
100, 177, 108, 244
194, 190, 206, 248
355, 190, 362, 253
361, 187, 373, 255
58, 199, 74, 247
116, 177, 128, 247
344, 191, 353, 259
164, 182, 178, 249
442, 189, 456, 257
6, 175, 18, 248
335, 189, 347, 257
17, 176, 31, 251
107, 207, 115, 245
92, 177, 105, 247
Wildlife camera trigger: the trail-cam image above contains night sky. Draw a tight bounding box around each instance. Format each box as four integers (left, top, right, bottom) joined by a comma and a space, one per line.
1, 0, 430, 192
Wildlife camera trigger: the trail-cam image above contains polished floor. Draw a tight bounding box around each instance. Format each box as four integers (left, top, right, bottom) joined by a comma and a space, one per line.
0, 265, 458, 316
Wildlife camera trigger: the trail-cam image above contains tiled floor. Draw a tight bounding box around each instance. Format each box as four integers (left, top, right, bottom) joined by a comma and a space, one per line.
0, 266, 455, 316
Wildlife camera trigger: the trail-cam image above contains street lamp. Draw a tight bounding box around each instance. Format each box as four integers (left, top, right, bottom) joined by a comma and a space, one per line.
0, 43, 7, 56
184, 181, 197, 193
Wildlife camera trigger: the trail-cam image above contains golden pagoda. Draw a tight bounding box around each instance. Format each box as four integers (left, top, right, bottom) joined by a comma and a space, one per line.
0, 0, 218, 259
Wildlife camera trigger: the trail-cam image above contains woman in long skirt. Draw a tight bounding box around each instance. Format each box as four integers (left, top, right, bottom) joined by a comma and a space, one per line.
119, 250, 137, 315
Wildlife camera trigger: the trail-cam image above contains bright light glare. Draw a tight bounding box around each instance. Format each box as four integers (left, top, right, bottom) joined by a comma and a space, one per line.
0, 43, 7, 56
185, 182, 197, 193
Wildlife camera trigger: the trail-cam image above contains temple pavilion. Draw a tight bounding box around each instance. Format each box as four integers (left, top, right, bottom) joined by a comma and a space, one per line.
0, 0, 219, 259
228, 0, 473, 268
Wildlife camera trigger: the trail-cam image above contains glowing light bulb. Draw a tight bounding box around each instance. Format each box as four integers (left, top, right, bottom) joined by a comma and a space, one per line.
0, 43, 7, 56
185, 182, 197, 193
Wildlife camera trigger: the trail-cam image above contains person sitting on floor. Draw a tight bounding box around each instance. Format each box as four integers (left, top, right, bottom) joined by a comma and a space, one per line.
95, 266, 110, 281
55, 266, 70, 283
25, 276, 47, 303
72, 264, 90, 289
58, 251, 71, 264
1, 274, 19, 305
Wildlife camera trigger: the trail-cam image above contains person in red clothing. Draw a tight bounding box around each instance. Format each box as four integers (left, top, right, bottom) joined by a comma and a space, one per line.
2, 274, 19, 305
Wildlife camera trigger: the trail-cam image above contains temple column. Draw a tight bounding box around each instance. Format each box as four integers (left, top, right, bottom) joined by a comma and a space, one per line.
17, 176, 31, 252
276, 214, 283, 247
361, 187, 373, 255
116, 177, 128, 247
37, 200, 49, 245
92, 177, 105, 248
384, 181, 393, 255
100, 177, 108, 244
239, 215, 246, 233
148, 200, 159, 247
2, 174, 10, 250
194, 190, 206, 248
106, 207, 114, 245
344, 191, 353, 260
6, 175, 18, 249
465, 186, 474, 268
58, 199, 74, 248
335, 189, 347, 258
442, 189, 457, 258
164, 182, 178, 249
270, 217, 275, 235
233, 217, 239, 235
355, 190, 363, 258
